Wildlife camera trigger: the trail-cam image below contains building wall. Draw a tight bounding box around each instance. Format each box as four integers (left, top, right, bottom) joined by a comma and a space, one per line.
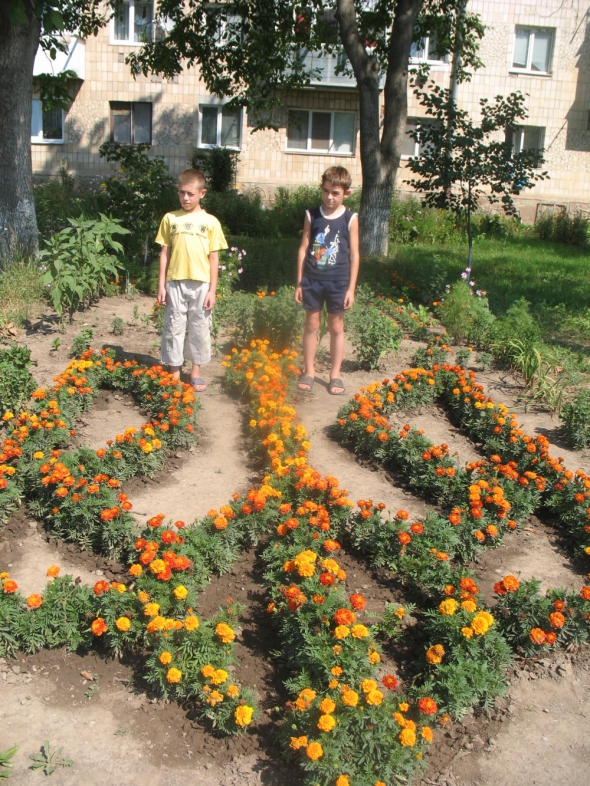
31, 0, 590, 216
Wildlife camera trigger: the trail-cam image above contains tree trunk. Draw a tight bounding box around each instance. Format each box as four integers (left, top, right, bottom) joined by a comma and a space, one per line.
0, 1, 41, 263
337, 0, 422, 257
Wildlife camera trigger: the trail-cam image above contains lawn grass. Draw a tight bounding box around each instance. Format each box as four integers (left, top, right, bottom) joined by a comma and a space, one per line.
386, 236, 590, 315
0, 256, 45, 327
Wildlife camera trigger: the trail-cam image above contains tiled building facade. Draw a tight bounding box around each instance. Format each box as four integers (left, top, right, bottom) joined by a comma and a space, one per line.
31, 0, 590, 219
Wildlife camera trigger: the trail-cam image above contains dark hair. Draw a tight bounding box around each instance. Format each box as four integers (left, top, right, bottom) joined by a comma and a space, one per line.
321, 166, 352, 190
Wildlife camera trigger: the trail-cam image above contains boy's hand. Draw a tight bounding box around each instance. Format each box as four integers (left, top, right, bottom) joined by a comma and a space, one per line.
157, 285, 167, 306
295, 285, 303, 304
344, 288, 355, 310
204, 290, 216, 311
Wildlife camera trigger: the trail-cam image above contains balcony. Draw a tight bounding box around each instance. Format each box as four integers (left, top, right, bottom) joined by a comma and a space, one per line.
34, 36, 85, 80
299, 51, 357, 88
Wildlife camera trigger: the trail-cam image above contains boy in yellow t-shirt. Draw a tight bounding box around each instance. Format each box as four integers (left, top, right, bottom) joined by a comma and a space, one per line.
156, 168, 227, 392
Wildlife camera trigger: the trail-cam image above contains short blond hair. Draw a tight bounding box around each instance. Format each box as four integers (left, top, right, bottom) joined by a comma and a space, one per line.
178, 168, 206, 189
321, 166, 352, 191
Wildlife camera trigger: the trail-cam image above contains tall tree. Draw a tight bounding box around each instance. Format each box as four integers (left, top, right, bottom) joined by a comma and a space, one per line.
0, 0, 105, 261
130, 0, 484, 255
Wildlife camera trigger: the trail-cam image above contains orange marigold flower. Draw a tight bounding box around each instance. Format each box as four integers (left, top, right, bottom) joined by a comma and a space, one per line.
306, 742, 323, 760
27, 594, 43, 609
417, 697, 438, 715
91, 618, 108, 636
334, 608, 356, 626
46, 565, 60, 578
350, 593, 366, 611
166, 667, 182, 683
529, 627, 546, 645
548, 611, 565, 629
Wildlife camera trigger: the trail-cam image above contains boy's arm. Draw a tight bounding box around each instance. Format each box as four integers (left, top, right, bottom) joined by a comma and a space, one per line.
203, 251, 219, 311
157, 245, 171, 305
344, 216, 360, 310
295, 215, 311, 304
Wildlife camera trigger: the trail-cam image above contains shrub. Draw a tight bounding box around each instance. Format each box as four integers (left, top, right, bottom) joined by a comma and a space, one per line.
535, 209, 588, 247
561, 390, 590, 450
191, 147, 239, 192
389, 193, 460, 245
439, 281, 495, 346
349, 306, 403, 370
491, 298, 543, 363
0, 345, 36, 414
40, 215, 128, 321
34, 161, 102, 240
216, 288, 304, 350
70, 328, 94, 358
111, 317, 125, 336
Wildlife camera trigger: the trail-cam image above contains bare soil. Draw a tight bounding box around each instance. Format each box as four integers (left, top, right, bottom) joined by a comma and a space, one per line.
1, 297, 589, 785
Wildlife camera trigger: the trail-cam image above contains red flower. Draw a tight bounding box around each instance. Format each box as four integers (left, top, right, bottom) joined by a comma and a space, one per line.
334, 608, 356, 626
382, 675, 398, 690
91, 618, 108, 636
93, 580, 110, 596
417, 697, 438, 715
350, 593, 366, 611
319, 573, 334, 587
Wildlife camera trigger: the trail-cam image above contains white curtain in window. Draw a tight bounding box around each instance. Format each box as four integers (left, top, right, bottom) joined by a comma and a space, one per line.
332, 112, 355, 153
31, 100, 43, 139
114, 1, 130, 40
513, 29, 529, 68
531, 30, 552, 72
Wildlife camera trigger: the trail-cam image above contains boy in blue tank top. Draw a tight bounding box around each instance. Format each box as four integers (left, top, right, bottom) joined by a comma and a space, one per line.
295, 166, 359, 395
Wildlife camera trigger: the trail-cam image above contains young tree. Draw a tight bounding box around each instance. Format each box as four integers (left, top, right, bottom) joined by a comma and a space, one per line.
405, 83, 548, 270
0, 0, 106, 261
129, 0, 484, 255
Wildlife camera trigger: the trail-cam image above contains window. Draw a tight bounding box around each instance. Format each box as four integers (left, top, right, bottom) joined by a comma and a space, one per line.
110, 102, 152, 144
112, 1, 153, 43
286, 110, 356, 154
512, 27, 553, 74
31, 100, 63, 144
401, 118, 437, 158
199, 106, 241, 148
410, 36, 447, 64
506, 125, 544, 166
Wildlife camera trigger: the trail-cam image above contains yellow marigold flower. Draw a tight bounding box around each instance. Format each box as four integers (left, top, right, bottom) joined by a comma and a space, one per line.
207, 690, 224, 705
138, 590, 150, 603
146, 615, 165, 633
341, 689, 358, 707
421, 726, 433, 743
306, 741, 324, 760
395, 607, 405, 619
227, 684, 240, 699
461, 600, 477, 613
173, 585, 188, 600
426, 644, 445, 664
201, 664, 215, 678
298, 562, 315, 578
211, 669, 228, 686
298, 688, 317, 705
399, 728, 416, 746
149, 559, 166, 575
333, 645, 342, 656
361, 679, 377, 693
471, 613, 492, 635
319, 697, 336, 714
335, 776, 350, 786
235, 705, 254, 726
334, 625, 350, 640
462, 626, 474, 638
331, 666, 343, 676
317, 714, 336, 732
352, 624, 369, 639
215, 622, 235, 643
289, 736, 308, 750
159, 651, 173, 665
166, 667, 182, 683
368, 651, 381, 665
365, 689, 383, 706
144, 602, 160, 617
439, 598, 459, 616
115, 616, 131, 631
33, 451, 44, 459
398, 702, 409, 712
479, 610, 494, 627
129, 564, 142, 577
328, 679, 339, 689
184, 615, 200, 631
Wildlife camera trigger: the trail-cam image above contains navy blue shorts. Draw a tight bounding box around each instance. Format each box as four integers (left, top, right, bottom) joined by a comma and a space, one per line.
301, 276, 349, 314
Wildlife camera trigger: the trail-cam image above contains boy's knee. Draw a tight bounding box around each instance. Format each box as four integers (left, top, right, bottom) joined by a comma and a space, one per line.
328, 314, 344, 336
305, 311, 321, 331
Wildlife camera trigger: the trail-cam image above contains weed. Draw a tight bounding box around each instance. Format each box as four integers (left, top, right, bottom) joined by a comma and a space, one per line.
70, 328, 94, 358
455, 348, 472, 368
111, 317, 125, 336
561, 390, 590, 449
0, 746, 18, 780
50, 338, 61, 351
476, 351, 493, 370
0, 256, 45, 328
29, 742, 73, 776
349, 306, 403, 370
0, 345, 37, 414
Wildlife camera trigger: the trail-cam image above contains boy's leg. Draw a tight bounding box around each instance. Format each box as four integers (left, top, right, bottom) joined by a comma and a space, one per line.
184, 281, 212, 390
301, 309, 321, 387
327, 312, 345, 393
161, 281, 188, 379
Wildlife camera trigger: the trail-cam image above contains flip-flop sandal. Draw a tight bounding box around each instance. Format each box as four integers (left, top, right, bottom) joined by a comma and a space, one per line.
329, 378, 345, 396
191, 377, 207, 392
297, 375, 315, 392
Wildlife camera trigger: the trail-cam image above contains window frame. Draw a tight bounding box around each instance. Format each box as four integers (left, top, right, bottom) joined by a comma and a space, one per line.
198, 105, 242, 150
31, 99, 64, 145
510, 26, 554, 76
409, 35, 449, 66
109, 101, 152, 145
285, 109, 357, 156
400, 117, 437, 159
110, 0, 155, 45
506, 125, 545, 168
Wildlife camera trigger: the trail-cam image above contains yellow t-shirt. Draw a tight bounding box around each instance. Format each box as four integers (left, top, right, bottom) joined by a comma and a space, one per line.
155, 209, 228, 283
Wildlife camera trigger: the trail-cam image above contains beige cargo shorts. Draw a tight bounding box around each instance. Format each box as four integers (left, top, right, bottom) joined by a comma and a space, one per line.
161, 280, 212, 367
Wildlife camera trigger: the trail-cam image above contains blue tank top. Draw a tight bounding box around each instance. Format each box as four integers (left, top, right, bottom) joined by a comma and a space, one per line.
303, 207, 357, 280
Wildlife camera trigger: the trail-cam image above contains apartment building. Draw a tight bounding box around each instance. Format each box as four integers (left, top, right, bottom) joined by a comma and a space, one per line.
31, 0, 590, 219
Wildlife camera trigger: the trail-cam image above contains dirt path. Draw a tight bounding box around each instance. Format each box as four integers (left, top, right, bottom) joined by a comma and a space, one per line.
2, 300, 590, 785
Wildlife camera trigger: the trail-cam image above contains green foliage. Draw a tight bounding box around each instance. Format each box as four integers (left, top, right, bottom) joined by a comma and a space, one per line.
561, 390, 590, 450
535, 209, 588, 247
0, 746, 17, 780
217, 246, 247, 298
69, 328, 94, 358
203, 190, 283, 238
34, 163, 102, 240
111, 317, 125, 336
455, 348, 472, 368
217, 288, 304, 350
40, 215, 128, 321
98, 143, 177, 276
0, 255, 45, 328
439, 281, 495, 345
476, 351, 493, 370
29, 742, 73, 776
389, 194, 460, 246
0, 345, 36, 414
348, 306, 403, 370
191, 147, 239, 192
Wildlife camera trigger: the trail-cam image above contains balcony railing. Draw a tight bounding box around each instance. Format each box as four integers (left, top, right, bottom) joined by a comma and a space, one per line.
34, 36, 85, 80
